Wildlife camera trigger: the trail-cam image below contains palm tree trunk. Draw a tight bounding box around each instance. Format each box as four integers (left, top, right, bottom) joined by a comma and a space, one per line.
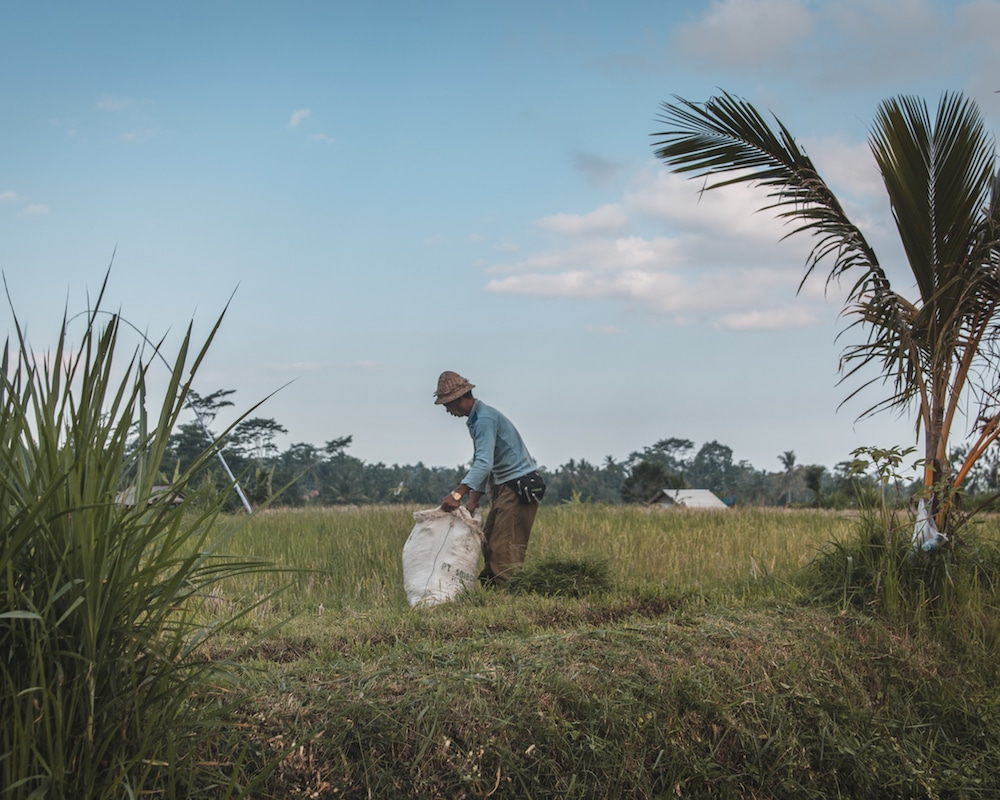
927, 402, 949, 521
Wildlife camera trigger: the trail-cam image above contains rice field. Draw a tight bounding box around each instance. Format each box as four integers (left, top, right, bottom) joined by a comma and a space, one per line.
205, 504, 860, 617
201, 503, 1000, 799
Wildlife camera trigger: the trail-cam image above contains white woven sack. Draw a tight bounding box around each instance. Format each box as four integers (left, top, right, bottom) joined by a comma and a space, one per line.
402, 507, 483, 607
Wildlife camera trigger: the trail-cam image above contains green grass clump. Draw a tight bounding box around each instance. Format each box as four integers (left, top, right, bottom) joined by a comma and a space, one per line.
507, 556, 612, 597
800, 505, 1000, 659
0, 288, 275, 799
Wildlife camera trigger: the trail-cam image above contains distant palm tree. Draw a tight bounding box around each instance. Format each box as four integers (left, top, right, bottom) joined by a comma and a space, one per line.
652, 92, 1000, 530
778, 450, 796, 505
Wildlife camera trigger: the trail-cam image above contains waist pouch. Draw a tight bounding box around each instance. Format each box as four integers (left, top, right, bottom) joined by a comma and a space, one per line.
507, 471, 546, 505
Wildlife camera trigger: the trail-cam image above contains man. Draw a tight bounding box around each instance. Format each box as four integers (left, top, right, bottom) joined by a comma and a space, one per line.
434, 371, 543, 585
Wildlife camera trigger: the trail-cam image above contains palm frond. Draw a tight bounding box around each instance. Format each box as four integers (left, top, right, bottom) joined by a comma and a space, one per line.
652, 91, 884, 293
653, 92, 918, 417
871, 93, 997, 310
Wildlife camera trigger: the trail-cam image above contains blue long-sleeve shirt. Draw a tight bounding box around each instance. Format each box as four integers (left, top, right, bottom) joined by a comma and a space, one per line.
461, 399, 537, 493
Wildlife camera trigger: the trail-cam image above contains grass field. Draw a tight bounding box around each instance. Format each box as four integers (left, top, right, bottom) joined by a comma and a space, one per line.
206, 504, 856, 619
195, 504, 1000, 799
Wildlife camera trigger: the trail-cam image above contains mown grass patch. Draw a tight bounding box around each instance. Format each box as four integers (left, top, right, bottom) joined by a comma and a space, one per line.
189, 505, 1000, 798
227, 599, 998, 799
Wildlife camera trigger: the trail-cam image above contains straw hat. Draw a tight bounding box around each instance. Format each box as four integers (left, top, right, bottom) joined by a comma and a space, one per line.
434, 371, 475, 404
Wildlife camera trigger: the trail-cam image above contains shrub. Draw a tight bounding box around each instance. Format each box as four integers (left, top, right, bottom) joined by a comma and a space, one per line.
0, 287, 273, 799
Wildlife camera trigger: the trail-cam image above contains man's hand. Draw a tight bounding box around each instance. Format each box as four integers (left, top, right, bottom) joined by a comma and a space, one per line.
441, 486, 468, 512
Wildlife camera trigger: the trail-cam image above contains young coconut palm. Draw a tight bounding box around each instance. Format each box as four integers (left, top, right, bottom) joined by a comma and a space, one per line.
651, 91, 1000, 535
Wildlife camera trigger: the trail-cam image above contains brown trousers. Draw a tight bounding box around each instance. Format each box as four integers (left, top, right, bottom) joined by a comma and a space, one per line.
481, 482, 538, 585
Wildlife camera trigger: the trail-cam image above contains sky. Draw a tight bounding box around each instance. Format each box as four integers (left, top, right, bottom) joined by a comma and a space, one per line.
3, 0, 1000, 477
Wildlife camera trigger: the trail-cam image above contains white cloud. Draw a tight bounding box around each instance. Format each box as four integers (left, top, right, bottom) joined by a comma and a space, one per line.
954, 1, 1000, 122
717, 306, 818, 330
674, 0, 814, 68
0, 190, 15, 202
624, 167, 794, 245
806, 136, 883, 199
814, 0, 948, 86
23, 205, 49, 216
487, 235, 684, 277
671, 0, 999, 93
956, 0, 1000, 32
537, 204, 629, 236
826, 0, 937, 47
585, 324, 625, 335
487, 268, 676, 302
803, 0, 1000, 92
310, 133, 335, 144
288, 108, 311, 129
487, 263, 798, 319
481, 146, 891, 329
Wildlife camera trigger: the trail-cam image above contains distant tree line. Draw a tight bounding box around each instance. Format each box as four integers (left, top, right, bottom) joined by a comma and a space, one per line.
156, 390, 995, 511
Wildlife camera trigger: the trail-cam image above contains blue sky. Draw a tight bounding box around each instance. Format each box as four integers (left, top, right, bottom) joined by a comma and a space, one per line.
3, 0, 1000, 475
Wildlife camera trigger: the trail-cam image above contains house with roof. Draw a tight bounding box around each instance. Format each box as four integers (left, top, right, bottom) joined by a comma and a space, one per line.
648, 488, 730, 510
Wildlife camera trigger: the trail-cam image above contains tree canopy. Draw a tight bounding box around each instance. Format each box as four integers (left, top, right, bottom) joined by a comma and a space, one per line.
154, 394, 871, 510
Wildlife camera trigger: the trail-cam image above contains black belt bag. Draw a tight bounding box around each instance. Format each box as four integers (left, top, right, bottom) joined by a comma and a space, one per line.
508, 471, 546, 505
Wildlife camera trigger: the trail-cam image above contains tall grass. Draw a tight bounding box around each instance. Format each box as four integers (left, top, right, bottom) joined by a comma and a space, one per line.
194, 496, 1000, 666
804, 504, 1000, 656
529, 504, 850, 594
202, 506, 413, 617
198, 503, 855, 624
788, 447, 1000, 655
0, 288, 274, 799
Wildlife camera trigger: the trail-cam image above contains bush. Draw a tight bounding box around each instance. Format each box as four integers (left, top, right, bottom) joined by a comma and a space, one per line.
0, 290, 274, 799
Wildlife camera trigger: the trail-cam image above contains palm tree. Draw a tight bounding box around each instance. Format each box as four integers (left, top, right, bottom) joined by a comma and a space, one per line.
778, 450, 797, 506
651, 92, 1000, 531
